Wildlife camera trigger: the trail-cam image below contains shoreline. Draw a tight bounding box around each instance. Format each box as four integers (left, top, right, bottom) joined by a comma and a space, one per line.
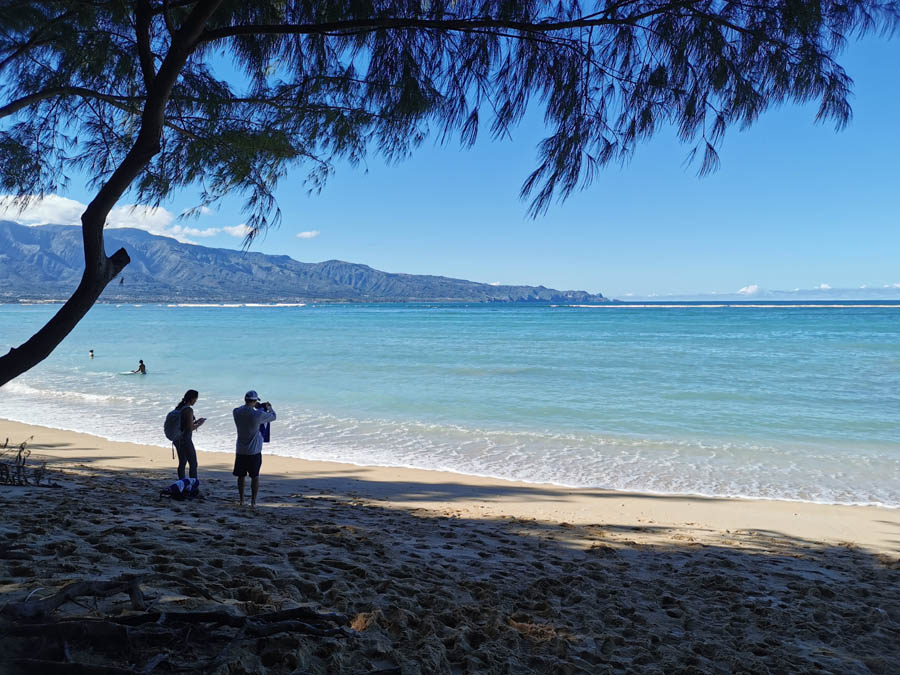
3, 408, 895, 511
3, 417, 898, 554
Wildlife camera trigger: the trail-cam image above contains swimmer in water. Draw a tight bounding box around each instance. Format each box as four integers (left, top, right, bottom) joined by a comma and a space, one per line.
133, 359, 147, 374
89, 349, 94, 359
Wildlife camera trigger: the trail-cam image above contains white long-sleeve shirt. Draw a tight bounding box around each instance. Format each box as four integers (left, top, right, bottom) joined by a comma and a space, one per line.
233, 404, 276, 455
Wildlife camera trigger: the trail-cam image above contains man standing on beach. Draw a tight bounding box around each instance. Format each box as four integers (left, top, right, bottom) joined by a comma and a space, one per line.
232, 390, 276, 507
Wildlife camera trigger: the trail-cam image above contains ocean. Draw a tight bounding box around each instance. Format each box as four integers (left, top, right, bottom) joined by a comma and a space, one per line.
1, 302, 898, 507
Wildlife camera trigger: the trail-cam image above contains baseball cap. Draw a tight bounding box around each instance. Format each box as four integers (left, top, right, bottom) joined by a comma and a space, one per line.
244, 390, 259, 401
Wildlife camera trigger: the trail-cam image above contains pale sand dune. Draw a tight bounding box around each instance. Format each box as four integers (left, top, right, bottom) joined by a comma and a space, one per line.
1, 418, 899, 673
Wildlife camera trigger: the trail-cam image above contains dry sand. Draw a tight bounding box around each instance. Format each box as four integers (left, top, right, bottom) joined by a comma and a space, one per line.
1, 418, 899, 674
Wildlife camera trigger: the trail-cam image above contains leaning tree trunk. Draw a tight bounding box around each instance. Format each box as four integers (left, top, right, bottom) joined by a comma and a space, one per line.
0, 221, 131, 386
0, 0, 223, 388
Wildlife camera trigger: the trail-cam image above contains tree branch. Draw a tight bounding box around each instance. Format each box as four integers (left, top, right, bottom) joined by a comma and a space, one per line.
0, 86, 144, 119
135, 0, 157, 91
199, 15, 630, 43
161, 0, 178, 36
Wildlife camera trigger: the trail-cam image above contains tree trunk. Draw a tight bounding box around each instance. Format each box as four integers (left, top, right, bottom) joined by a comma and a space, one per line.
0, 0, 224, 388
0, 238, 129, 386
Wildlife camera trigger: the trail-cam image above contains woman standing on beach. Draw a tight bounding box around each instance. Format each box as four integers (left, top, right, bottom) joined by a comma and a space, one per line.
174, 389, 205, 480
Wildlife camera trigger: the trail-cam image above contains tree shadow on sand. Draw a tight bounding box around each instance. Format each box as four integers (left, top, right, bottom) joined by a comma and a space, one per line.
0, 463, 898, 674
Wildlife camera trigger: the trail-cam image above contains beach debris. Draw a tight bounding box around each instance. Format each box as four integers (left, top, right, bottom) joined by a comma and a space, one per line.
0, 573, 353, 674
2, 575, 153, 621
0, 437, 58, 488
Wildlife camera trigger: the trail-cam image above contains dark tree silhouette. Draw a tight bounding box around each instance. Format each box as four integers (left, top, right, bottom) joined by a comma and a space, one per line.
0, 0, 896, 384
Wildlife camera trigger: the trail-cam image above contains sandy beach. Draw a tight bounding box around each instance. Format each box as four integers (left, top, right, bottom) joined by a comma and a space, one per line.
1, 418, 899, 673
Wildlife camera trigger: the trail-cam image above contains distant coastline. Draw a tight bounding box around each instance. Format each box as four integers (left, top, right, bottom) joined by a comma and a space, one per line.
5, 297, 597, 305
7, 298, 900, 307
0, 221, 609, 305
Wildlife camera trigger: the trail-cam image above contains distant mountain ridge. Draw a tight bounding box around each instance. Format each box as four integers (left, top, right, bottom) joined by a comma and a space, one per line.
0, 221, 609, 304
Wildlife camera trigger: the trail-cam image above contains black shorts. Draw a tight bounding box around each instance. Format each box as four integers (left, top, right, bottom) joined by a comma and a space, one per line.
233, 453, 262, 478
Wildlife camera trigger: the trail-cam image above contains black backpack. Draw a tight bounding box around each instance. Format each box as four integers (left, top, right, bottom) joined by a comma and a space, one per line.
163, 408, 183, 459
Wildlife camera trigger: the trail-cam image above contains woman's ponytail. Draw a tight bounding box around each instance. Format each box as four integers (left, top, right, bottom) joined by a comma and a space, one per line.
176, 389, 199, 410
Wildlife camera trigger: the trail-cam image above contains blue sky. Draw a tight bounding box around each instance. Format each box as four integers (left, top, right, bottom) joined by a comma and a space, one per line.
2, 36, 897, 299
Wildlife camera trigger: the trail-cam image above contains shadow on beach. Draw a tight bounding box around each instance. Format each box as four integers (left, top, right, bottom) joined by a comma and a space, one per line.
0, 461, 898, 674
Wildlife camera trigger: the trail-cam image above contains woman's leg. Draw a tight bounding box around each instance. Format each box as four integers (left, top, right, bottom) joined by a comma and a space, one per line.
175, 441, 187, 479
185, 441, 198, 479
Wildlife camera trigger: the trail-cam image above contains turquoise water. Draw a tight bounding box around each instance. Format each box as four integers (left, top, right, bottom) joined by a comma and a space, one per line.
1, 303, 898, 506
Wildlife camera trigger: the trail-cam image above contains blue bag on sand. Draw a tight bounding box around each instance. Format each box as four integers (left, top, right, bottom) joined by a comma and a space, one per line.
160, 478, 187, 500
186, 477, 201, 499
159, 477, 200, 501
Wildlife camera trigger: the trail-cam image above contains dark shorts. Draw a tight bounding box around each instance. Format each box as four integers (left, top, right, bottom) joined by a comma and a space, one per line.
233, 453, 262, 478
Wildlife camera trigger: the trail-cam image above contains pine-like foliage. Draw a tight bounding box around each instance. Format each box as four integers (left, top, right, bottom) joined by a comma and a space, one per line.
1, 0, 897, 226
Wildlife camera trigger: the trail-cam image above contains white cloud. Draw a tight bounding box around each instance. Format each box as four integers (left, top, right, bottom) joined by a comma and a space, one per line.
199, 206, 213, 215
737, 284, 761, 296
224, 224, 252, 237
0, 193, 219, 244
170, 225, 219, 238
0, 194, 85, 226
296, 230, 320, 239
488, 281, 502, 286
884, 283, 900, 289
815, 283, 832, 290
107, 204, 176, 233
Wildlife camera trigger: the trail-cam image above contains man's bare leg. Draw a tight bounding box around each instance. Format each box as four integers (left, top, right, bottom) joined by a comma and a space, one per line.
237, 475, 245, 505
250, 476, 259, 507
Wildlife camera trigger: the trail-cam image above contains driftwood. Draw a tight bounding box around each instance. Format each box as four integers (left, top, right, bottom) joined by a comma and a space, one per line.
2, 576, 148, 621
0, 574, 355, 674
0, 572, 226, 622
